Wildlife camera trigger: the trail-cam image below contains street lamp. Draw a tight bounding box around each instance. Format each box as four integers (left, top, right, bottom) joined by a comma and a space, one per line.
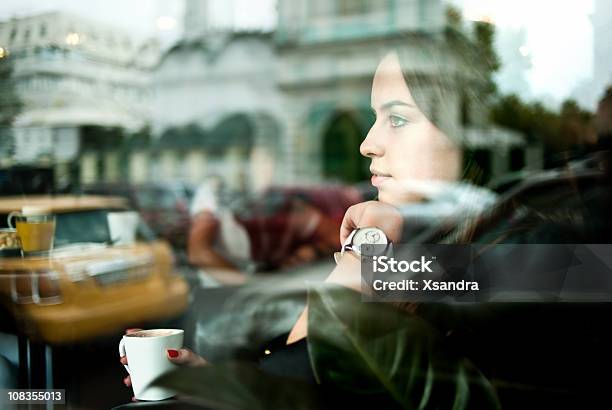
156, 16, 177, 31
65, 33, 81, 46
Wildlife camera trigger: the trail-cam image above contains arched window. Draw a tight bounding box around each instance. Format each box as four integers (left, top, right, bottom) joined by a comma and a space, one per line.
322, 111, 371, 183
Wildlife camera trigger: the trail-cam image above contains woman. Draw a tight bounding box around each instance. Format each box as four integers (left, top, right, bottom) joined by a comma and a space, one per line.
286, 48, 496, 342
119, 48, 497, 402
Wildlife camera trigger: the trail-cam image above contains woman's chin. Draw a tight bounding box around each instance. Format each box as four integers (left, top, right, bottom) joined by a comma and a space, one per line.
377, 190, 400, 206
378, 189, 424, 206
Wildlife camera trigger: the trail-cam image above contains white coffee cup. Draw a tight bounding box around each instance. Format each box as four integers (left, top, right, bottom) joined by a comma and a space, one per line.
118, 329, 184, 401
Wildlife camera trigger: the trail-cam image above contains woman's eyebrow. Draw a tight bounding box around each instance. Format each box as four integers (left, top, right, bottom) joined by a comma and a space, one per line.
379, 100, 414, 111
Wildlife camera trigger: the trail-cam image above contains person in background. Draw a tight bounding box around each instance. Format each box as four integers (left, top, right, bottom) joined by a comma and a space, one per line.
187, 175, 253, 286
187, 176, 343, 286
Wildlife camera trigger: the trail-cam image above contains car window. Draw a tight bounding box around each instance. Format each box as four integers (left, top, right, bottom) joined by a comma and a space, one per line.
54, 210, 112, 246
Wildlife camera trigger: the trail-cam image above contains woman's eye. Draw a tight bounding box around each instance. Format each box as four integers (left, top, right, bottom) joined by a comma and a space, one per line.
389, 115, 408, 128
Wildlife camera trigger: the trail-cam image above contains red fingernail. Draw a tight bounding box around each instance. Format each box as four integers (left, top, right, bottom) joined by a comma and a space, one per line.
167, 349, 179, 358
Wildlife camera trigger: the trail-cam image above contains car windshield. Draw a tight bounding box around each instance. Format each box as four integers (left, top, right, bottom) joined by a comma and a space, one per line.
0, 209, 155, 248
54, 210, 112, 247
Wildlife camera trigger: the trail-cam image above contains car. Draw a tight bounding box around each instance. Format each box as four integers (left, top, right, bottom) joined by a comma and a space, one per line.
0, 195, 189, 345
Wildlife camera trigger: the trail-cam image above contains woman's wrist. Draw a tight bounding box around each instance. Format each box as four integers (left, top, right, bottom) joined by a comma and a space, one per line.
325, 251, 362, 292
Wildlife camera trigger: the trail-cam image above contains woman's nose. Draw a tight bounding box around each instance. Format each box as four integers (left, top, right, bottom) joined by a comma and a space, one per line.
360, 125, 384, 158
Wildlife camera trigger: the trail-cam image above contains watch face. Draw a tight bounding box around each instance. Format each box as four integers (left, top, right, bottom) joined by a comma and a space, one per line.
353, 227, 388, 248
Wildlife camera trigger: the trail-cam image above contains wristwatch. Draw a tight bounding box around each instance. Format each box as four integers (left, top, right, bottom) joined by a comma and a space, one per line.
335, 227, 391, 263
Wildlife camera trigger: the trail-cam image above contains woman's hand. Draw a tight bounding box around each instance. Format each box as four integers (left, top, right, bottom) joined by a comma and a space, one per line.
288, 201, 403, 345
163, 347, 207, 367
119, 329, 207, 391
340, 201, 404, 245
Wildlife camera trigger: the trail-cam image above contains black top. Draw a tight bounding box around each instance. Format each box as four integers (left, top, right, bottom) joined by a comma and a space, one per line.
258, 333, 316, 383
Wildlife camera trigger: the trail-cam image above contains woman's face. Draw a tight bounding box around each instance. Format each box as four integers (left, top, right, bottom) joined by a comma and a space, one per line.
361, 52, 461, 206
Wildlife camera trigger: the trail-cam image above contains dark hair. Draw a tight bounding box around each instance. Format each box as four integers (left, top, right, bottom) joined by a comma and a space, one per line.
392, 32, 490, 143
381, 33, 491, 186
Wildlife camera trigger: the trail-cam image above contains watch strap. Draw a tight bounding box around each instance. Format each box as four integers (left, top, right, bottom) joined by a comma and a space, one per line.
341, 229, 359, 257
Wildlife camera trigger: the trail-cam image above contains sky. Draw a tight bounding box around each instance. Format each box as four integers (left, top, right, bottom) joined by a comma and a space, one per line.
450, 0, 596, 106
0, 0, 597, 106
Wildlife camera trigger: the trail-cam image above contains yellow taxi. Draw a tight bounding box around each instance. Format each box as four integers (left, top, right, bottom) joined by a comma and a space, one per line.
0, 196, 189, 344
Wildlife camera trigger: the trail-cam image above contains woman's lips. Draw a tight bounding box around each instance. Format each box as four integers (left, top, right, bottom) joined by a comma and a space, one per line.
371, 174, 391, 187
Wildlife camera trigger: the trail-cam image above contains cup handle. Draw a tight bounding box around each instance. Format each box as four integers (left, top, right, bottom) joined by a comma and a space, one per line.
7, 211, 20, 230
118, 338, 131, 374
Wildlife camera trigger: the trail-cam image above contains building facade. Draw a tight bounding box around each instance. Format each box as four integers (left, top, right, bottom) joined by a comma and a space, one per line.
0, 12, 159, 187
151, 31, 282, 188
592, 0, 612, 99
152, 0, 529, 189
0, 2, 534, 192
